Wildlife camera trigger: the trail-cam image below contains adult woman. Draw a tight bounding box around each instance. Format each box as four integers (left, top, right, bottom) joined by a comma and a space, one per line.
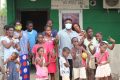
14, 21, 30, 80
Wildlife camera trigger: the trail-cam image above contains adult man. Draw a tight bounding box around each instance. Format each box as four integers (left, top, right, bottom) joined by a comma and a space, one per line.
57, 18, 80, 80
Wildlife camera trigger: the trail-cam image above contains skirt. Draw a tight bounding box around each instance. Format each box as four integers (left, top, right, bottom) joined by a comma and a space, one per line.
95, 63, 111, 78
62, 75, 70, 80
80, 67, 87, 79
20, 54, 30, 80
36, 77, 48, 80
73, 68, 80, 79
48, 62, 56, 73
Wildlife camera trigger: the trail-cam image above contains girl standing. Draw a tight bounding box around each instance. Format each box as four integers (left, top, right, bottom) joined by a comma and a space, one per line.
94, 42, 111, 80
44, 26, 57, 80
35, 47, 48, 80
32, 33, 45, 64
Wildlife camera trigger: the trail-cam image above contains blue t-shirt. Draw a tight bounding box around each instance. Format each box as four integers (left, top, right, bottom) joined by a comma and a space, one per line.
26, 29, 37, 52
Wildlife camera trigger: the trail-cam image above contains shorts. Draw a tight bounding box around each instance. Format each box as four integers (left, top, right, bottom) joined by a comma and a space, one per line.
62, 75, 70, 80
80, 67, 87, 79
73, 68, 80, 79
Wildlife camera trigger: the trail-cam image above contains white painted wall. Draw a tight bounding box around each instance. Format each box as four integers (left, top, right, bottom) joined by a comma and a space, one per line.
109, 44, 120, 78
0, 0, 6, 9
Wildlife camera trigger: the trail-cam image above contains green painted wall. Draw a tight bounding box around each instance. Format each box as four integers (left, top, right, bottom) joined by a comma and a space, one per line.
7, 0, 120, 43
16, 0, 50, 9
83, 0, 120, 43
7, 0, 15, 25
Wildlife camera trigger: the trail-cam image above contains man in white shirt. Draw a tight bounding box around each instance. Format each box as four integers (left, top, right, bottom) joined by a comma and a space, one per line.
57, 18, 80, 80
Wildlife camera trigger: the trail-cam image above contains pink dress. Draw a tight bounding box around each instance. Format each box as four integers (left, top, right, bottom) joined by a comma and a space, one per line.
94, 51, 111, 77
94, 51, 109, 64
35, 57, 48, 79
44, 37, 57, 73
32, 43, 46, 58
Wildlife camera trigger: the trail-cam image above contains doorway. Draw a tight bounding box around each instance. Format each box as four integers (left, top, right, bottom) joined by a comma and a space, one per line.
20, 11, 48, 32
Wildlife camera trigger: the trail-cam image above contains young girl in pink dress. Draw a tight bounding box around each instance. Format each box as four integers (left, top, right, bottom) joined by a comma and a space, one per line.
32, 33, 45, 64
44, 26, 57, 80
94, 42, 111, 80
35, 47, 48, 80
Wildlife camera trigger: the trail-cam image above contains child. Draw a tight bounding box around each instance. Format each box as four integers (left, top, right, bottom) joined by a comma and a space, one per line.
32, 33, 45, 64
71, 37, 88, 80
59, 47, 70, 80
94, 41, 111, 80
4, 52, 20, 80
35, 47, 48, 80
44, 26, 57, 80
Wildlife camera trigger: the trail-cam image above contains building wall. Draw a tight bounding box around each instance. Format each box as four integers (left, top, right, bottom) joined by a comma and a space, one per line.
6, 0, 120, 77
7, 0, 120, 43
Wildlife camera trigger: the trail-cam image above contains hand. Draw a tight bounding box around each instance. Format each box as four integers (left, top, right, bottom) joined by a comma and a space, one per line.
7, 57, 12, 62
98, 64, 102, 66
19, 32, 22, 39
16, 68, 20, 72
10, 40, 15, 47
13, 35, 18, 39
88, 42, 93, 47
109, 36, 115, 43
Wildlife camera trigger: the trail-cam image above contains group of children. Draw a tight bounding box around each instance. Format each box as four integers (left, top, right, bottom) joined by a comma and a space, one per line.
59, 38, 114, 80
32, 29, 115, 80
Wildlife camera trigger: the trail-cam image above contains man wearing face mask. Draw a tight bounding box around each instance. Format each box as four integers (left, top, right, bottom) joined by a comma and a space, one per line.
56, 18, 80, 80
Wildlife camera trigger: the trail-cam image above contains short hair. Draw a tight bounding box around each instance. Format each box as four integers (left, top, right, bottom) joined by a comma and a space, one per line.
4, 25, 9, 30
15, 20, 21, 24
8, 25, 15, 30
26, 21, 33, 26
71, 37, 78, 43
62, 47, 70, 52
44, 25, 52, 30
47, 19, 53, 22
13, 52, 19, 58
64, 18, 72, 22
96, 32, 102, 36
86, 27, 93, 33
37, 47, 44, 53
37, 33, 43, 37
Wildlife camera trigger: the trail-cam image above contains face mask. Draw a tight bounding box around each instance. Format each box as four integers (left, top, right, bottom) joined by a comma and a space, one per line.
15, 25, 22, 31
65, 23, 72, 30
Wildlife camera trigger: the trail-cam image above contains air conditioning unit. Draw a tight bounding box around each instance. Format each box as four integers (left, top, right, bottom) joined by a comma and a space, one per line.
103, 0, 120, 9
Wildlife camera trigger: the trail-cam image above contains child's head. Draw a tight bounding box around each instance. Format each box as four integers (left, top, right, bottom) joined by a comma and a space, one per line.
99, 41, 108, 53
11, 52, 19, 60
96, 32, 102, 42
62, 47, 70, 58
44, 26, 52, 36
71, 37, 79, 47
37, 33, 44, 43
86, 27, 93, 38
37, 47, 44, 57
